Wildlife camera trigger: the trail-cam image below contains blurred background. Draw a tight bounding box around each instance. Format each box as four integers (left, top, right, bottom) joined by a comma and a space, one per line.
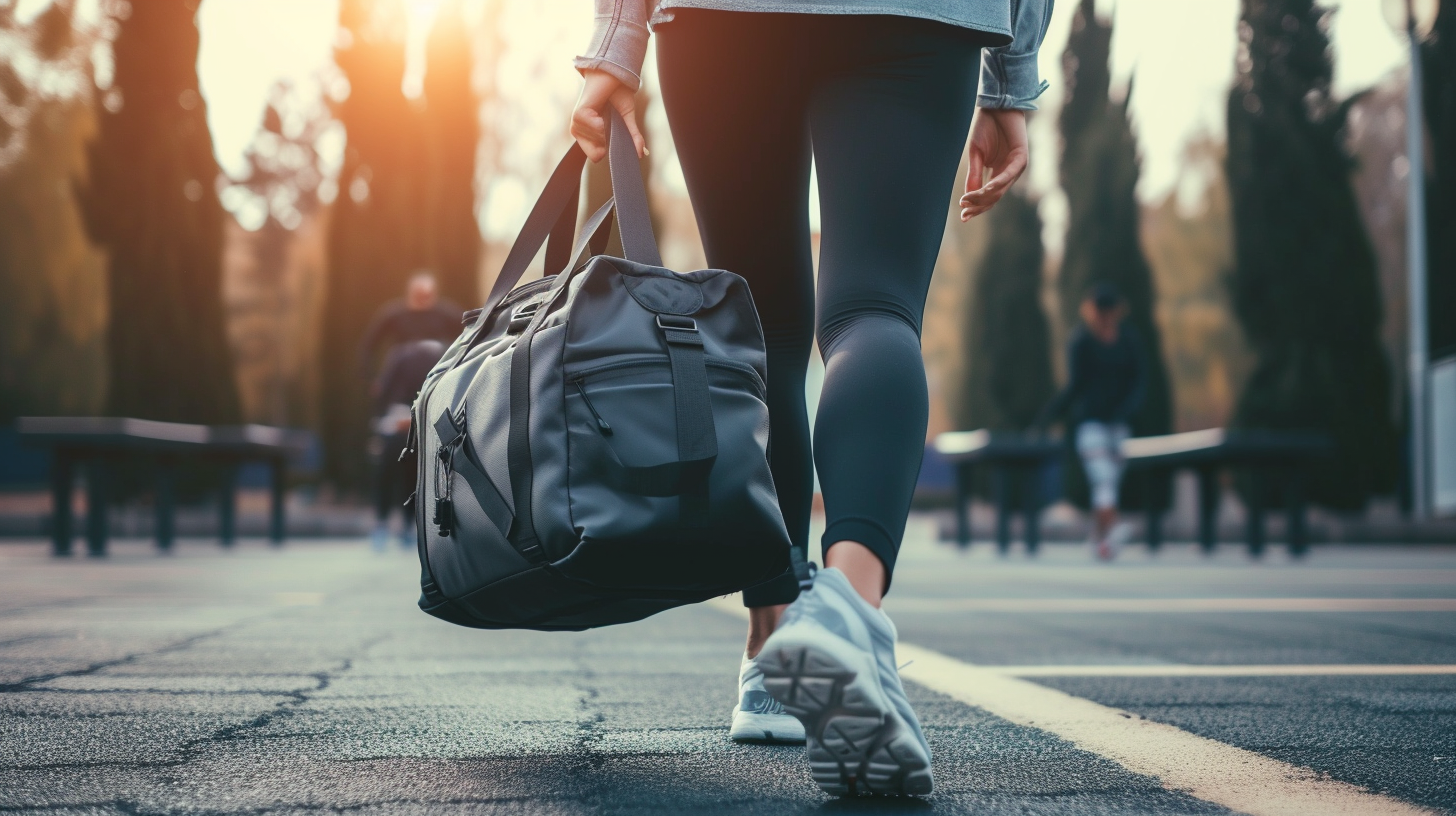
0, 0, 1452, 541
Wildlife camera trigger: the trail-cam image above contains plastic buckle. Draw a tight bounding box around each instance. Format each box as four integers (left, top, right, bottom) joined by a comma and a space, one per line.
508, 302, 540, 334
656, 315, 698, 332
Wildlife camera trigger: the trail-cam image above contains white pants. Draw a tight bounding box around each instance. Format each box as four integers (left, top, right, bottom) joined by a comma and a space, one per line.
1076, 421, 1129, 511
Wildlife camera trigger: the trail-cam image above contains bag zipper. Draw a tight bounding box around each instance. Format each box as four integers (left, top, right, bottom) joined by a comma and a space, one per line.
573, 380, 614, 435
567, 356, 766, 397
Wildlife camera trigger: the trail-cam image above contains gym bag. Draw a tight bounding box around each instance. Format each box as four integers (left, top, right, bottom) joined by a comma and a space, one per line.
409, 110, 791, 631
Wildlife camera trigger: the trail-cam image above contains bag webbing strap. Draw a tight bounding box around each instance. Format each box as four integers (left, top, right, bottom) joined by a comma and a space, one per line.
506, 330, 545, 563
659, 316, 717, 526
481, 146, 588, 317
605, 108, 661, 267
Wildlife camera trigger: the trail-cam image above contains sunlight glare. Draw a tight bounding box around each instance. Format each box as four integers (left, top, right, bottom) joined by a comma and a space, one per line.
402, 0, 442, 99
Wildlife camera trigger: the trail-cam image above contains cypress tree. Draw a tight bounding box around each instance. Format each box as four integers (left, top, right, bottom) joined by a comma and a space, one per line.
321, 0, 427, 490
958, 187, 1054, 505
1424, 2, 1456, 359
77, 0, 238, 424
421, 0, 480, 308
0, 2, 107, 420
1057, 0, 1173, 510
960, 187, 1054, 433
1226, 0, 1397, 509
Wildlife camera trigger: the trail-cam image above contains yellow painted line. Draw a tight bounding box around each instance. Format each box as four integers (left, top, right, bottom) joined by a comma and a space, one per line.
990, 664, 1456, 677
881, 597, 1456, 613
704, 596, 1434, 816
897, 644, 1434, 816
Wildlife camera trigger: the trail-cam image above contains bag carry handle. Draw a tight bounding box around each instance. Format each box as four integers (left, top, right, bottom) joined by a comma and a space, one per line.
482, 108, 660, 317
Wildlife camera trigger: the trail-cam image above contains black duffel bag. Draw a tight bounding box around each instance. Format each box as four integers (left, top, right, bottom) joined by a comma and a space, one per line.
410, 110, 791, 631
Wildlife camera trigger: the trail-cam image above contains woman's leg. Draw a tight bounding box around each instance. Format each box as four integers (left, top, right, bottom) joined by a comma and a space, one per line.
808, 18, 982, 596
657, 12, 816, 646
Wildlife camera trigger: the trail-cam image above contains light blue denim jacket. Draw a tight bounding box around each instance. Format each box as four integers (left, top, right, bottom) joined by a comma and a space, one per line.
575, 0, 1053, 110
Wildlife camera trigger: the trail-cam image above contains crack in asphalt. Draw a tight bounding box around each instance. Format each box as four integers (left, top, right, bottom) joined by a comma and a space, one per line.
0, 628, 235, 693
0, 794, 550, 816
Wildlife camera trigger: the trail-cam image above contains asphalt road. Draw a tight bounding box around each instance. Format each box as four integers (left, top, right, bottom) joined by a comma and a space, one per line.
2, 518, 1453, 815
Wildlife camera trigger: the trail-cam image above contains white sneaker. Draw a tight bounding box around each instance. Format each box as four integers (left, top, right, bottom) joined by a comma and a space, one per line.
729, 653, 806, 744
757, 567, 933, 797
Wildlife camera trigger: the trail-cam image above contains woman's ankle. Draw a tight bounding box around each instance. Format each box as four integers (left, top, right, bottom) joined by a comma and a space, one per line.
824, 540, 886, 608
744, 603, 788, 658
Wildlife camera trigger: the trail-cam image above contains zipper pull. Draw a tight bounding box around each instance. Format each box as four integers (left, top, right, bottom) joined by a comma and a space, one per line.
573, 380, 613, 435
398, 410, 418, 462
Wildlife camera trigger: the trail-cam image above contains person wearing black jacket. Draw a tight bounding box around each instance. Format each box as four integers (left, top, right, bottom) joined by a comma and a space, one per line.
1037, 282, 1146, 560
357, 272, 461, 387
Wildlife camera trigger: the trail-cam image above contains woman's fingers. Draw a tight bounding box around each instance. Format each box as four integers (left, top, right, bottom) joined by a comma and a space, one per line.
570, 106, 608, 163
983, 150, 1028, 193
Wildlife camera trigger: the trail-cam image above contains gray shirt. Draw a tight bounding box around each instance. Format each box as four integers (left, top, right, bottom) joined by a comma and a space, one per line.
575, 0, 1054, 110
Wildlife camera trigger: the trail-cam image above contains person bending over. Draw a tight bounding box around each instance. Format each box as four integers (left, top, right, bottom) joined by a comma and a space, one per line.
371, 339, 445, 551
1036, 282, 1146, 560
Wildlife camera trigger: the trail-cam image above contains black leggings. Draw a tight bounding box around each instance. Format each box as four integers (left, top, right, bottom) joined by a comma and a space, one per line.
657, 11, 985, 605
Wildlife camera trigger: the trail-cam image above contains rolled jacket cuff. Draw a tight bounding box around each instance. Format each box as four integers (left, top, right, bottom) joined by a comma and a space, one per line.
575, 6, 650, 92
978, 50, 1048, 111
573, 55, 643, 91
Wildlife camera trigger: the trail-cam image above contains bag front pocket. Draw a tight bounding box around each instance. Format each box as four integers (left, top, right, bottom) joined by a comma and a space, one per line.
564, 357, 765, 540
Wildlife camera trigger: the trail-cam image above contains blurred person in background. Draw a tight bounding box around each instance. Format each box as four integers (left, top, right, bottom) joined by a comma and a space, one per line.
1036, 282, 1146, 561
571, 0, 1050, 796
371, 339, 446, 551
357, 271, 462, 392
358, 272, 460, 551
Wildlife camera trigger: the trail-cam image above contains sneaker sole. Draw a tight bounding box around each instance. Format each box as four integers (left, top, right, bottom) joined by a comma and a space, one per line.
728, 710, 806, 744
757, 629, 933, 797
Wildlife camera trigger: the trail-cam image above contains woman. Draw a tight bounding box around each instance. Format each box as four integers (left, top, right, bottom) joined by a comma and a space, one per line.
570, 0, 1052, 797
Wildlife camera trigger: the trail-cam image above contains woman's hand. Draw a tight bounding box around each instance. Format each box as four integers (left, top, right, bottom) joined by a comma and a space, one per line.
571, 69, 647, 163
960, 108, 1029, 221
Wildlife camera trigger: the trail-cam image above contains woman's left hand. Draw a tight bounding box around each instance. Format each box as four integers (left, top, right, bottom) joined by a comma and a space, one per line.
961, 107, 1029, 221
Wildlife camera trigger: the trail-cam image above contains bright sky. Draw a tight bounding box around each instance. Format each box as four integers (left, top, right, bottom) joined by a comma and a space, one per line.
189, 0, 1412, 213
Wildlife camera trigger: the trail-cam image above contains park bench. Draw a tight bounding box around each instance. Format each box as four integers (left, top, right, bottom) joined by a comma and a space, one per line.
1123, 427, 1333, 556
934, 430, 1063, 555
934, 427, 1333, 557
18, 417, 304, 557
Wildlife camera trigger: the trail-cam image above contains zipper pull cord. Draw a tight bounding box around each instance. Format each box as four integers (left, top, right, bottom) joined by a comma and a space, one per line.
574, 380, 613, 435
398, 411, 418, 462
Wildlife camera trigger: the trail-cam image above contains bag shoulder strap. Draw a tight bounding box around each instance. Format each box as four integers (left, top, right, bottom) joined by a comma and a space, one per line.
482, 109, 660, 318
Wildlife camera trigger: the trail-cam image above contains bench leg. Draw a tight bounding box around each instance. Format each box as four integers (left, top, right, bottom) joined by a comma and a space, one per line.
993, 466, 1011, 556
269, 457, 286, 546
85, 460, 108, 558
1287, 469, 1308, 558
954, 463, 972, 548
155, 457, 175, 552
1197, 466, 1219, 555
1145, 468, 1164, 553
218, 464, 237, 547
1245, 470, 1266, 558
50, 451, 74, 557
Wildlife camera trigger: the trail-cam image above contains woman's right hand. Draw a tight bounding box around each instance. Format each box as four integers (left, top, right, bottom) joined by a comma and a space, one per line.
960, 107, 1029, 220
571, 69, 648, 163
